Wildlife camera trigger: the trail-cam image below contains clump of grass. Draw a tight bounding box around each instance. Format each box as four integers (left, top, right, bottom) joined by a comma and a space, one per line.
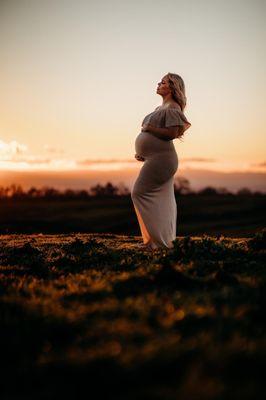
62, 237, 106, 254
169, 235, 244, 263
248, 228, 266, 251
0, 242, 48, 277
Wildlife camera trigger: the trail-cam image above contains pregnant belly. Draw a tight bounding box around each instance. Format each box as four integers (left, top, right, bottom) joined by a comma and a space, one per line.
135, 131, 175, 158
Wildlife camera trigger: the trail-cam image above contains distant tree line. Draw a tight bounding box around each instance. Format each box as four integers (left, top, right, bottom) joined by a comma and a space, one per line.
0, 177, 264, 200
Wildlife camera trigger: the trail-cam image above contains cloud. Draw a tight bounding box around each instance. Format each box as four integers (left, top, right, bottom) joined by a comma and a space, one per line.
182, 157, 217, 162
76, 157, 218, 166
250, 161, 266, 167
15, 157, 52, 164
0, 150, 265, 176
0, 139, 73, 169
43, 145, 65, 154
76, 158, 134, 165
0, 149, 221, 167
0, 139, 28, 160
0, 157, 77, 170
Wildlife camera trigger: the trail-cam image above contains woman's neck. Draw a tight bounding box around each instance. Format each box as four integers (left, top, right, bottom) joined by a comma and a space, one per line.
159, 102, 181, 110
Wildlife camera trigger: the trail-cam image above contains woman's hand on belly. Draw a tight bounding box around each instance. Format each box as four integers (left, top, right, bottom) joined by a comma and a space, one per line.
135, 153, 145, 162
141, 123, 154, 132
142, 123, 173, 141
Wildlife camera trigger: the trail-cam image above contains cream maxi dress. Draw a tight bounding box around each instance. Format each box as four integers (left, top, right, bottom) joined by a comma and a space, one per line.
131, 105, 191, 249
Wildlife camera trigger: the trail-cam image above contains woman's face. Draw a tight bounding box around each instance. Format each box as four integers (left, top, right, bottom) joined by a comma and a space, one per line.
156, 76, 171, 96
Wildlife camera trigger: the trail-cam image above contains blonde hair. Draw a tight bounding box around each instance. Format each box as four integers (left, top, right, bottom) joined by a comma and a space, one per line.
166, 72, 188, 112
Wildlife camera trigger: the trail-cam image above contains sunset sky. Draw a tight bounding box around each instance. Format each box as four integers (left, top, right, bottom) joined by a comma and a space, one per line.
0, 0, 265, 192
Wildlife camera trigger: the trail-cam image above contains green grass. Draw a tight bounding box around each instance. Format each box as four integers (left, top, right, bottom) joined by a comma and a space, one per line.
0, 230, 265, 399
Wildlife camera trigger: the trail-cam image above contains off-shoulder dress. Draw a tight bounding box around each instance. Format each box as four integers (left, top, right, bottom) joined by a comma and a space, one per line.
131, 105, 191, 249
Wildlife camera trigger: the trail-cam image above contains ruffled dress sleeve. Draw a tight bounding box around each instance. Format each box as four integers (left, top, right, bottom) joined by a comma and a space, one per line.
164, 108, 191, 133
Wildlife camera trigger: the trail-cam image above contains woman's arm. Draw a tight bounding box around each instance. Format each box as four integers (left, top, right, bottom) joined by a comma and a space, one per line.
142, 124, 178, 141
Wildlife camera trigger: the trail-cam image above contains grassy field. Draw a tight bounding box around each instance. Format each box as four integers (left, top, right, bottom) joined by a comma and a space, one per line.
0, 230, 265, 399
0, 193, 265, 237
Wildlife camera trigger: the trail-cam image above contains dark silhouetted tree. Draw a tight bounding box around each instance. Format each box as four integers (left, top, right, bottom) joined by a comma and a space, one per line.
89, 182, 118, 197
27, 186, 41, 198
237, 187, 252, 195
90, 184, 106, 197
198, 186, 218, 195
63, 189, 76, 198
217, 187, 233, 195
174, 176, 192, 194
0, 186, 10, 198
116, 182, 130, 196
9, 184, 25, 198
76, 189, 90, 199
41, 186, 60, 198
105, 182, 119, 196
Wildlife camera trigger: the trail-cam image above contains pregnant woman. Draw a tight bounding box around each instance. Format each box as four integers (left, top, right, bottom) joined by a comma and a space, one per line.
131, 72, 191, 251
